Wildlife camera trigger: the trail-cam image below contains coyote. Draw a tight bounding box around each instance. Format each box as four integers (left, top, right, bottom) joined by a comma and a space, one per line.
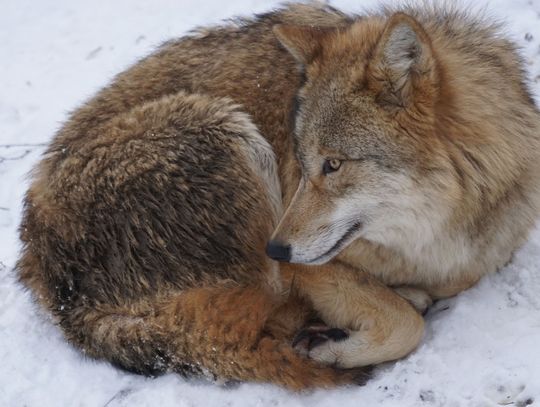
17, 2, 540, 388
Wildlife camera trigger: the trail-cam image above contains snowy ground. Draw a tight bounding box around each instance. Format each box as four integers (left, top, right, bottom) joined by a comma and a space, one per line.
1, 0, 540, 406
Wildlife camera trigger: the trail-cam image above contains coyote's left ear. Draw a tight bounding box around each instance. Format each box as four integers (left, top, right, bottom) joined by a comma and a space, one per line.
273, 24, 331, 65
370, 13, 438, 109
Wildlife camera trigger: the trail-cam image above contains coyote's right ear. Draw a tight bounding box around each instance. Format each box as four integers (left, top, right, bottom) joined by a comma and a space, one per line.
273, 25, 330, 65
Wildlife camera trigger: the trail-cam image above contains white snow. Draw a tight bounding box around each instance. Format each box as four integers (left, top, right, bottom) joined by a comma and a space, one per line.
1, 0, 540, 406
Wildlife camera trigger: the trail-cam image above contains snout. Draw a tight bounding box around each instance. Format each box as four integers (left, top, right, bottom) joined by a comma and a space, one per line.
266, 179, 365, 264
265, 240, 291, 262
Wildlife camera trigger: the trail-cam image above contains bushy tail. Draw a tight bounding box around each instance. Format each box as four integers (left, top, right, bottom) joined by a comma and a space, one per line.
60, 285, 369, 390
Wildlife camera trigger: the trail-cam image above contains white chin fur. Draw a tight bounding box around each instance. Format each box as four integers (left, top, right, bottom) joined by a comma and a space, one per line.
289, 222, 363, 265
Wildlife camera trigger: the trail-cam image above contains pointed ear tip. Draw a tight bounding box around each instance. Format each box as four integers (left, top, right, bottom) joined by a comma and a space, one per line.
382, 12, 433, 48
387, 12, 423, 32
389, 12, 416, 24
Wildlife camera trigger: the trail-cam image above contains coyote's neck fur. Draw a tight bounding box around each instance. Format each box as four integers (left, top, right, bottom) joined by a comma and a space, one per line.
269, 4, 540, 298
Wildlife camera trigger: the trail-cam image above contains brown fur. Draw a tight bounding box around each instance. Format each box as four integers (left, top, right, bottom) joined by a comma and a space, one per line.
268, 4, 540, 366
271, 4, 540, 293
16, 1, 539, 387
17, 4, 373, 389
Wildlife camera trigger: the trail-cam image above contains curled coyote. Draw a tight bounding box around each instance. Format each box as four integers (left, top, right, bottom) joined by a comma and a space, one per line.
17, 2, 540, 388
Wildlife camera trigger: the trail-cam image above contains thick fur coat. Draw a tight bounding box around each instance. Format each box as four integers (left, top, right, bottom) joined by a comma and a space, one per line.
17, 2, 540, 387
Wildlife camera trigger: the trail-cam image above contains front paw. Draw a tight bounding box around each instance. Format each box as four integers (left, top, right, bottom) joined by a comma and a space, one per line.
293, 325, 384, 368
292, 325, 349, 362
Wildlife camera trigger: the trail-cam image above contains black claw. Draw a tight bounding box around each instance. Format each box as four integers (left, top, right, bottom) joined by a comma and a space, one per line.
307, 334, 329, 350
292, 326, 349, 351
324, 328, 349, 342
292, 329, 313, 348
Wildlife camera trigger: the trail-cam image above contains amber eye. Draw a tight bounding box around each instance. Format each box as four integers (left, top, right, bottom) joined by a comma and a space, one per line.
322, 159, 342, 175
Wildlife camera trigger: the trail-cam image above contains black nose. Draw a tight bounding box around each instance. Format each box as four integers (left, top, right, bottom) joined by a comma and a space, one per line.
266, 240, 291, 262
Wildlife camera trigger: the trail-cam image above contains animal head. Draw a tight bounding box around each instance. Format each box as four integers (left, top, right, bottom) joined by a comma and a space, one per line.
267, 13, 461, 264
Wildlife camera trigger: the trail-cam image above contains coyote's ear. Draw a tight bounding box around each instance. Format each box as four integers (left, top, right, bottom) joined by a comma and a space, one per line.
273, 24, 330, 65
370, 13, 438, 109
